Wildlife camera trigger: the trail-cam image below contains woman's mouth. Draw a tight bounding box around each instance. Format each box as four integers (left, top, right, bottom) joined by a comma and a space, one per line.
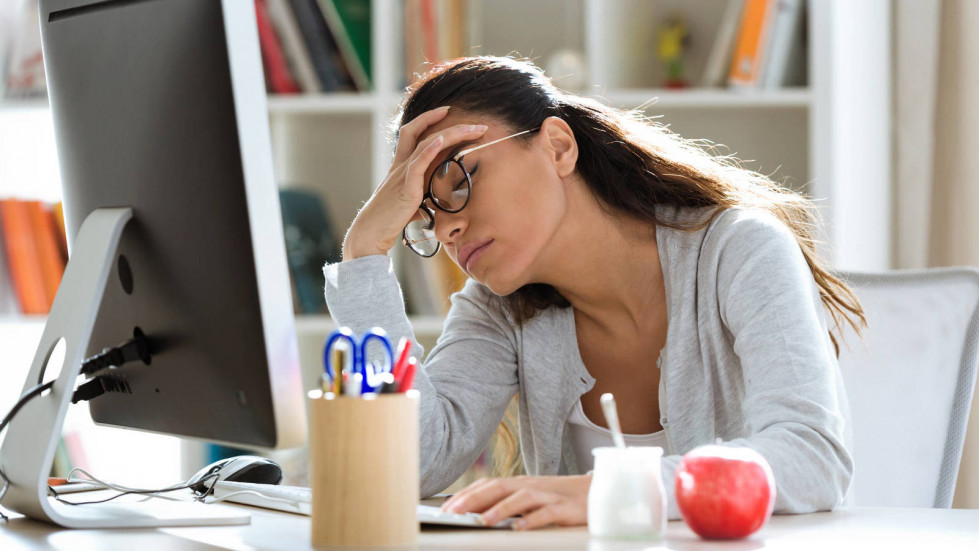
463, 240, 493, 273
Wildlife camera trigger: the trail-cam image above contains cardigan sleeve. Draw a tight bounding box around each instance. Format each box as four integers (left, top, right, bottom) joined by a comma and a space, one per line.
324, 256, 519, 497
711, 211, 854, 515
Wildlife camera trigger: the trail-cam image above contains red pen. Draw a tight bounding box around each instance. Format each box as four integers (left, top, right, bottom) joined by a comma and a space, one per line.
397, 356, 418, 392
391, 336, 411, 383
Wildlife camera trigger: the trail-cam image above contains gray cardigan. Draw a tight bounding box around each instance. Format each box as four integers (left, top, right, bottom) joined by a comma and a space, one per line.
323, 205, 854, 521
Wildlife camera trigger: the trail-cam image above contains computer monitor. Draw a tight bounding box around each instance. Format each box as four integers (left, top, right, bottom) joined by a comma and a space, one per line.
0, 0, 306, 528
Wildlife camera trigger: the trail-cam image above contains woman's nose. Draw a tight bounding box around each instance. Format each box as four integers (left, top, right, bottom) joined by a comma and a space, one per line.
433, 208, 467, 244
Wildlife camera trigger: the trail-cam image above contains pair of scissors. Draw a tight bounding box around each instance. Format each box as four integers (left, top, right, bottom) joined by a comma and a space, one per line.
323, 327, 395, 395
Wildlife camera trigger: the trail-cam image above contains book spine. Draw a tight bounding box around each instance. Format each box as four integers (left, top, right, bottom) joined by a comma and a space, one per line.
26, 200, 65, 310
317, 0, 371, 92
761, 0, 804, 89
728, 0, 777, 88
255, 0, 302, 94
267, 0, 323, 93
287, 0, 354, 91
0, 199, 48, 313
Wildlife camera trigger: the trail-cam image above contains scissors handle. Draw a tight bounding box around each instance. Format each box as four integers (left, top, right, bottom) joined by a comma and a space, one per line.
359, 328, 395, 393
323, 328, 356, 392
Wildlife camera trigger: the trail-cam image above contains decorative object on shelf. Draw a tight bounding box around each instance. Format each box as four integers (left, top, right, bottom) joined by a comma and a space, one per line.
545, 49, 588, 92
279, 188, 340, 314
657, 15, 690, 89
3, 0, 45, 99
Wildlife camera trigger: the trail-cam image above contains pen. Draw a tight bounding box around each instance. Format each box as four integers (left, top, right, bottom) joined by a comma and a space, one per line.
391, 337, 411, 382
397, 356, 418, 393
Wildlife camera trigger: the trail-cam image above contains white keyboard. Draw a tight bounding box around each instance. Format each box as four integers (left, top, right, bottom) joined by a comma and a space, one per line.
211, 481, 515, 529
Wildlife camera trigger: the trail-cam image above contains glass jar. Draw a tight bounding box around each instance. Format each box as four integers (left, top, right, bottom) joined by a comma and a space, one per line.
588, 446, 667, 540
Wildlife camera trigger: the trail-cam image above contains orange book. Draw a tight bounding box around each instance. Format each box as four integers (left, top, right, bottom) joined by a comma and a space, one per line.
51, 201, 69, 261
727, 0, 776, 87
0, 199, 48, 314
27, 201, 67, 310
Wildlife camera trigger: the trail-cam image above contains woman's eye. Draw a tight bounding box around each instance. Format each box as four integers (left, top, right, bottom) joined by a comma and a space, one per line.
456, 165, 476, 190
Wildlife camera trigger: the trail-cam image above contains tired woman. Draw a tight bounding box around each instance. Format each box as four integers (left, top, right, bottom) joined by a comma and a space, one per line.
324, 56, 863, 531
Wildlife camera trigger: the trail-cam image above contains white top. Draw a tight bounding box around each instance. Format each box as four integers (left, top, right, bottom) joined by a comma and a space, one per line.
567, 398, 671, 472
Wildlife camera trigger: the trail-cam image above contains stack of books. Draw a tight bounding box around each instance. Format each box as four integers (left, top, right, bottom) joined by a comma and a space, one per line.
0, 198, 67, 315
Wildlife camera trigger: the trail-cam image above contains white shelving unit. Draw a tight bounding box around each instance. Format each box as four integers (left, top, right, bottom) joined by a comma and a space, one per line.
0, 0, 892, 405
0, 0, 892, 491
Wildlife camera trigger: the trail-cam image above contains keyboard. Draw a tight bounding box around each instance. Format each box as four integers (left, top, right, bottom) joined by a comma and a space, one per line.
211, 481, 515, 529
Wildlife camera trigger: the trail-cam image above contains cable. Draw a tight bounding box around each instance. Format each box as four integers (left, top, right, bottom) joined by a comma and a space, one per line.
80, 328, 152, 377
47, 469, 221, 506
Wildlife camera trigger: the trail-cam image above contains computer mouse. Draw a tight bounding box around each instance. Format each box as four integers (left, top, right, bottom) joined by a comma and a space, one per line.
188, 455, 283, 496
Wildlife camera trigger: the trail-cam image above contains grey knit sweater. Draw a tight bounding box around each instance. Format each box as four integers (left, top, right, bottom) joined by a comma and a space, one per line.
323, 205, 854, 521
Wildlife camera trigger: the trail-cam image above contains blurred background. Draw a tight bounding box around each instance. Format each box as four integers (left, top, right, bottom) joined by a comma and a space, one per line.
0, 0, 976, 508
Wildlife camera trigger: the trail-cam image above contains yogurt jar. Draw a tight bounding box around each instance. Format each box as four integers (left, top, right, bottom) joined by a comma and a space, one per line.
588, 446, 667, 540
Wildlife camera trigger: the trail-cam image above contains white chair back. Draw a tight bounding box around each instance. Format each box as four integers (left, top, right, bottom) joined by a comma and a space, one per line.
836, 268, 979, 508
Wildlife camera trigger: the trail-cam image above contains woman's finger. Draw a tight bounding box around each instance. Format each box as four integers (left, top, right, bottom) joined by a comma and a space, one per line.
510, 500, 585, 531
440, 477, 497, 512
442, 477, 521, 515
479, 487, 557, 527
404, 123, 488, 177
393, 106, 451, 164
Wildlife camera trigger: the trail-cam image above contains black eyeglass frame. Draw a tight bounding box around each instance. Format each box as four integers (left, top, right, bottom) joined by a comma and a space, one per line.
401, 127, 541, 257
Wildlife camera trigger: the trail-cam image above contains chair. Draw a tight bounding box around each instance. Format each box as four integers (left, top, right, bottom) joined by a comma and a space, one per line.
835, 267, 979, 508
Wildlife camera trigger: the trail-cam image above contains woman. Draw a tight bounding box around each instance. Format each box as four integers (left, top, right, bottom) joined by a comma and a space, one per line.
324, 56, 864, 531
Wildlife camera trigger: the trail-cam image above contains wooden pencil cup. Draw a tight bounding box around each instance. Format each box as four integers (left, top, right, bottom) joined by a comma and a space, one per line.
308, 390, 420, 547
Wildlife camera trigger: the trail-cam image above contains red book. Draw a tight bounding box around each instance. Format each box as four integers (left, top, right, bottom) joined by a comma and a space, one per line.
255, 0, 301, 94
0, 199, 48, 314
27, 201, 67, 310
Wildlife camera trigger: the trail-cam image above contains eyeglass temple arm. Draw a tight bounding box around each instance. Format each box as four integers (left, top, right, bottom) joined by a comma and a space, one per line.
453, 128, 539, 160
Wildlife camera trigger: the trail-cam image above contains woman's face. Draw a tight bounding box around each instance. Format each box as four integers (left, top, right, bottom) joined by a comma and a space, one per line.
416, 113, 575, 296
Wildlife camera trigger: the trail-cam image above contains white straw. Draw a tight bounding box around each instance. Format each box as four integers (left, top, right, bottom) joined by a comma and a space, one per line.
600, 393, 627, 449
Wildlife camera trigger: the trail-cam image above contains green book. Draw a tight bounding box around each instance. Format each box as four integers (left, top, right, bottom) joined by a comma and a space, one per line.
318, 0, 371, 91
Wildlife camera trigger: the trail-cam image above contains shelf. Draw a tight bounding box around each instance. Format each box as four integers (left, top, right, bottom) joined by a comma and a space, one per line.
596, 88, 812, 110
294, 314, 445, 337
0, 314, 47, 325
0, 98, 49, 111
266, 93, 382, 115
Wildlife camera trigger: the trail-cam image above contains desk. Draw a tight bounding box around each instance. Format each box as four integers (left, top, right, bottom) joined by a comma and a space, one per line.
1, 505, 978, 550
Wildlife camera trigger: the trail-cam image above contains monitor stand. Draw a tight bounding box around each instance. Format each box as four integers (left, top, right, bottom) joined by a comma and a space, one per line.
0, 207, 249, 528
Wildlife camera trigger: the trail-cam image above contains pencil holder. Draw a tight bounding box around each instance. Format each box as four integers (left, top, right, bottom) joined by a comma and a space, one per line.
308, 390, 420, 547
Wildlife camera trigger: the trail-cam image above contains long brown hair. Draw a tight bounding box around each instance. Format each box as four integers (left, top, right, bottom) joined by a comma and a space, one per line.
397, 56, 866, 477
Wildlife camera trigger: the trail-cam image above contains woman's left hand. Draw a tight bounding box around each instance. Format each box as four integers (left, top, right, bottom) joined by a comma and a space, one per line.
440, 474, 592, 530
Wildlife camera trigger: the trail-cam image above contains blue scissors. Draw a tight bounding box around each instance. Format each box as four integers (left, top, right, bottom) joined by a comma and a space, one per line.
323, 327, 395, 395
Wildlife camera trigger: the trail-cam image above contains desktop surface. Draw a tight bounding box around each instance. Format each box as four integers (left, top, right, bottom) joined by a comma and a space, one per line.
1, 503, 978, 550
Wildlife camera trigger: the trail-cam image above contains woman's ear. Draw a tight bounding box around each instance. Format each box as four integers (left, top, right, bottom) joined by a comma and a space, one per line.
540, 116, 578, 178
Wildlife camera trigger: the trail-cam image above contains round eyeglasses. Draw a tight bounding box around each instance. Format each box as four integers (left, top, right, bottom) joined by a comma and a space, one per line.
402, 127, 539, 257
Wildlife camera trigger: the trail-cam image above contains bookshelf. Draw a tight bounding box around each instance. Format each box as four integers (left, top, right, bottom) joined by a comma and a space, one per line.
0, 0, 891, 488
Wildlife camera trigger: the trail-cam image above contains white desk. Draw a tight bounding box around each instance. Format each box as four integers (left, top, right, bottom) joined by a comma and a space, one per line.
1, 505, 978, 550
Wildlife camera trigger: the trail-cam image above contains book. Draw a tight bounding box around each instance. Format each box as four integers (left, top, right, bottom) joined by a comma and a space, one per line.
701, 0, 745, 87
51, 201, 68, 261
317, 0, 372, 92
727, 0, 777, 88
287, 0, 357, 92
278, 189, 341, 314
760, 0, 806, 89
26, 200, 66, 309
267, 0, 323, 93
0, 205, 20, 314
255, 0, 302, 94
0, 198, 48, 314
3, 0, 45, 99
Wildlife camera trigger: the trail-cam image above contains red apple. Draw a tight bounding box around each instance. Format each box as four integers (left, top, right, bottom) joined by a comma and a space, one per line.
674, 444, 776, 539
